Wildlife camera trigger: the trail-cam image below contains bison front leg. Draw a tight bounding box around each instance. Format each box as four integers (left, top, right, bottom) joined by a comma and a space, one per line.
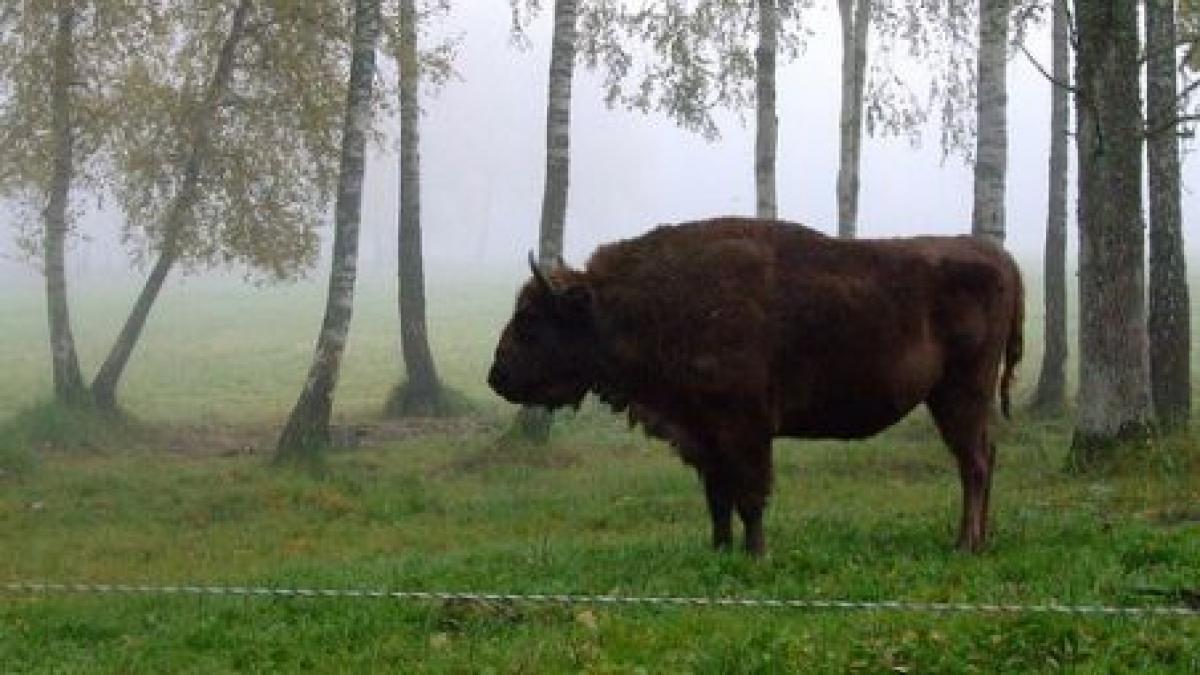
734, 446, 773, 557
700, 470, 734, 551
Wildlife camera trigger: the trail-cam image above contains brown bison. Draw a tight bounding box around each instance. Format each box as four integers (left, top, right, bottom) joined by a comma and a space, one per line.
488, 217, 1023, 555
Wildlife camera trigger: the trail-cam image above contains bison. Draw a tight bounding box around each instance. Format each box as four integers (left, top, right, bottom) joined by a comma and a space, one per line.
488, 217, 1023, 555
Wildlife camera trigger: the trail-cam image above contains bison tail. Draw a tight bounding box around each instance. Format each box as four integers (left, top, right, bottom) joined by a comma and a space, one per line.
1000, 267, 1024, 420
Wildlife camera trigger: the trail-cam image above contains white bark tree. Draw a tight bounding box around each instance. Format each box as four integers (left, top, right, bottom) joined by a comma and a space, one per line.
44, 0, 88, 405
971, 0, 1009, 243
387, 0, 447, 417
513, 0, 580, 444
836, 0, 869, 238
755, 0, 778, 219
90, 0, 255, 410
87, 0, 350, 411
276, 0, 381, 458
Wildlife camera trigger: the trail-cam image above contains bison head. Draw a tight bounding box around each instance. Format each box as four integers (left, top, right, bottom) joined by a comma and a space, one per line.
487, 254, 599, 409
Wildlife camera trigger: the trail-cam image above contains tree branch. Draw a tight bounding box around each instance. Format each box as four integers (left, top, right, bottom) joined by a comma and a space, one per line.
1019, 39, 1079, 95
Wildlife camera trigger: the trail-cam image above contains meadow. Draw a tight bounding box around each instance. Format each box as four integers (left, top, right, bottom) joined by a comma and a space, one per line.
1, 268, 1198, 672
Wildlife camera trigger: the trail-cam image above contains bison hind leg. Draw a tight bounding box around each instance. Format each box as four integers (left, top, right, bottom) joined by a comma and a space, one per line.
928, 389, 996, 553
697, 453, 772, 556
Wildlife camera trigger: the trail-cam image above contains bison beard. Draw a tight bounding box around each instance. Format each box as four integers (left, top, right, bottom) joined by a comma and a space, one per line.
489, 217, 1024, 556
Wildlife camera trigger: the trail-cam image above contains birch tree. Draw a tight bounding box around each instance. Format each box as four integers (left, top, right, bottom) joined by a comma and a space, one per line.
383, 0, 457, 417
1069, 0, 1152, 466
0, 1, 138, 406
971, 0, 1009, 243
1029, 0, 1069, 413
1145, 0, 1191, 431
43, 1, 88, 405
589, 1, 807, 210
511, 0, 580, 443
91, 0, 255, 410
536, 0, 579, 267
277, 0, 381, 459
90, 0, 349, 411
755, 0, 778, 218
836, 0, 869, 238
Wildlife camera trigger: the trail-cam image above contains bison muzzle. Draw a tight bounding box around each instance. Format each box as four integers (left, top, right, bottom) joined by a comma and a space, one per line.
489, 217, 1024, 556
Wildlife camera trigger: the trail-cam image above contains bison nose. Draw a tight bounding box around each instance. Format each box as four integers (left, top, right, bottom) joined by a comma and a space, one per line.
487, 363, 508, 392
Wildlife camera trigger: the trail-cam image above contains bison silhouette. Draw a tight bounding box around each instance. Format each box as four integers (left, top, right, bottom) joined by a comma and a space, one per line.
489, 217, 1023, 555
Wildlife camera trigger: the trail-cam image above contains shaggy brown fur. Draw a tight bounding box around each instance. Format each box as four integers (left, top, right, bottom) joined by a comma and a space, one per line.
488, 217, 1024, 555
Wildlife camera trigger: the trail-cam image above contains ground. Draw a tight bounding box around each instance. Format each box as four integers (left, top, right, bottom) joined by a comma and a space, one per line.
1, 271, 1198, 672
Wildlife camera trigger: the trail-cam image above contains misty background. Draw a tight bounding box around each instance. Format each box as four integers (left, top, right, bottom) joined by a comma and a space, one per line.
1, 2, 1195, 289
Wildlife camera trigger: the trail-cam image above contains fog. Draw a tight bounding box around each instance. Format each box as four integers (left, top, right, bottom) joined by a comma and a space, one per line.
2, 3, 1198, 288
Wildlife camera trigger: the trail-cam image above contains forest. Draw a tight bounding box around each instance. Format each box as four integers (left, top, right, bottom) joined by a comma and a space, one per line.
1, 0, 1198, 671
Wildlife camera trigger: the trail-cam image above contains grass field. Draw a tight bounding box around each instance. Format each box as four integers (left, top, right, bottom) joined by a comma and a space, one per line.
1, 269, 1199, 672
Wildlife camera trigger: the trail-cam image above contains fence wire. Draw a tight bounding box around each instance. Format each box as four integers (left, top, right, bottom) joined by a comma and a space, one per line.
4, 582, 1199, 618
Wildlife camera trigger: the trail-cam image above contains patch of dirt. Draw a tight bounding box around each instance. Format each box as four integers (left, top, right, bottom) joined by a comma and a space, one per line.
438, 441, 582, 476
157, 416, 498, 457
1144, 506, 1200, 527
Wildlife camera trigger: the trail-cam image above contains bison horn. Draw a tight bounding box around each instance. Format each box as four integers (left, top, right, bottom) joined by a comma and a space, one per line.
528, 250, 558, 294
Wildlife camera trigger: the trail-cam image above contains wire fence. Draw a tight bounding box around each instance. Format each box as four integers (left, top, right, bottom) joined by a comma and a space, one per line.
4, 582, 1199, 618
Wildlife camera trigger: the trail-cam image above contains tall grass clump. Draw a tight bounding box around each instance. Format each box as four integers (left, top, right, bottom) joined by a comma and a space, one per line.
0, 426, 37, 476
382, 382, 475, 419
0, 400, 146, 462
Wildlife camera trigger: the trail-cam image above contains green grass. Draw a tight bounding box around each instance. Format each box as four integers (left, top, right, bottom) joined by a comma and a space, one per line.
1, 415, 1198, 672
0, 270, 514, 423
1, 270, 1199, 671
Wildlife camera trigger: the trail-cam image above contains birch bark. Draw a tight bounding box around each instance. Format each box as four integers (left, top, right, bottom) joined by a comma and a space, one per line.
971, 0, 1009, 243
537, 0, 578, 265
836, 0, 868, 239
392, 0, 444, 416
276, 0, 381, 457
755, 0, 778, 219
517, 0, 579, 443
45, 0, 87, 405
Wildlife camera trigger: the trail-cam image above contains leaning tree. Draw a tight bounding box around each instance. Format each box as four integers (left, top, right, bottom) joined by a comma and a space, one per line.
90, 0, 351, 411
276, 0, 382, 459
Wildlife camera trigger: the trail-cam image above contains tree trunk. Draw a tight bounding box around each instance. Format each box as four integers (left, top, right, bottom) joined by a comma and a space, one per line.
90, 0, 252, 411
1029, 0, 1069, 413
1069, 0, 1152, 466
755, 0, 778, 219
835, 0, 869, 239
1145, 0, 1191, 431
517, 0, 579, 443
390, 0, 443, 416
90, 247, 176, 411
537, 0, 578, 265
276, 0, 380, 459
971, 0, 1009, 243
45, 0, 87, 406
